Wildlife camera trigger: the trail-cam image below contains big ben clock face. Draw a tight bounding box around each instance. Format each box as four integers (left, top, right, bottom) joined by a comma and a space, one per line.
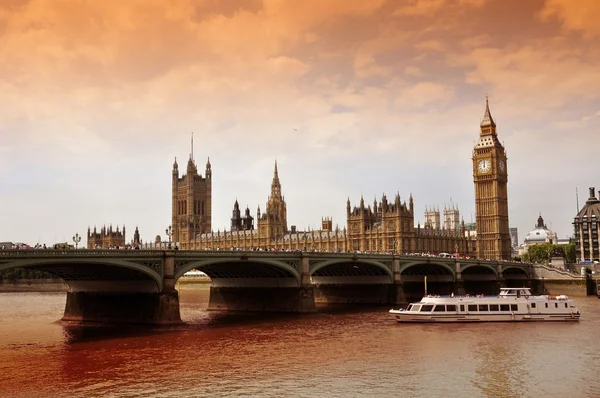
477, 159, 491, 173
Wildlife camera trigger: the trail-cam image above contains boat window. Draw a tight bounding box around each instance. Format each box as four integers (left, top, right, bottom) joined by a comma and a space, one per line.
478, 304, 488, 311
468, 304, 477, 312
555, 303, 558, 308
510, 304, 518, 311
412, 305, 421, 312
564, 303, 568, 308
489, 304, 499, 311
500, 304, 509, 311
447, 305, 456, 312
545, 303, 548, 308
433, 305, 446, 312
531, 303, 536, 309
459, 305, 464, 312
421, 305, 434, 312
407, 305, 413, 311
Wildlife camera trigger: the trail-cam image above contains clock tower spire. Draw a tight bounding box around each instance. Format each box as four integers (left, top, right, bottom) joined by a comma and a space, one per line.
472, 97, 511, 260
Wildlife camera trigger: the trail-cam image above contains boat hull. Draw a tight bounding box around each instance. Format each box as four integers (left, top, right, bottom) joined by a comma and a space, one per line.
389, 311, 581, 323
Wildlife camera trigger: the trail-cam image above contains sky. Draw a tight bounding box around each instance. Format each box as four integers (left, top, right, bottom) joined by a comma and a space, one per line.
1, 0, 599, 246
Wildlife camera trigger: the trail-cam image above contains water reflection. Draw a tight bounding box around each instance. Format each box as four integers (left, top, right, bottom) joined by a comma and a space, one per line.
1, 291, 599, 398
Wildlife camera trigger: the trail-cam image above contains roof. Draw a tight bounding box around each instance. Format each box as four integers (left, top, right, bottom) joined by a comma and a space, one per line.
576, 187, 600, 220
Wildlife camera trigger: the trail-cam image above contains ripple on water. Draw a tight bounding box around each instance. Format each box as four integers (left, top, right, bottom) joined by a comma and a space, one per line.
1, 293, 599, 398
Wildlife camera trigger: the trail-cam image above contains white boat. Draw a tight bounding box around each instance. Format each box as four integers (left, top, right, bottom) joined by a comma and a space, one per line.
389, 287, 580, 323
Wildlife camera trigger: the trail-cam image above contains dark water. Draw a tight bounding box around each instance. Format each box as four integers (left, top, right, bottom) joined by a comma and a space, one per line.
1, 286, 599, 398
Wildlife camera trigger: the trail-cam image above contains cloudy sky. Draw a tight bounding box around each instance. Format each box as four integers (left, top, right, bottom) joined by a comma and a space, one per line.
1, 0, 599, 246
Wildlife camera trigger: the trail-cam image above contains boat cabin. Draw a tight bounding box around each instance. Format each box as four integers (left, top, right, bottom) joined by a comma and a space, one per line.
499, 287, 532, 298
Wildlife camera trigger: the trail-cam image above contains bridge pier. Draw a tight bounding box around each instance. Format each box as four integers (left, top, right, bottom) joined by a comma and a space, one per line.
453, 280, 466, 296
390, 282, 407, 306
62, 290, 181, 325
62, 251, 182, 325
207, 286, 316, 312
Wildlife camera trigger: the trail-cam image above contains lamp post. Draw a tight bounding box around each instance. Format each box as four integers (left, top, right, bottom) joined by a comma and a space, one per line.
165, 225, 173, 249
72, 233, 81, 249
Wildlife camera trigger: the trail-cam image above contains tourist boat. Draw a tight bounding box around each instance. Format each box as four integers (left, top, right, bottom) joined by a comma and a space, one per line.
389, 287, 580, 323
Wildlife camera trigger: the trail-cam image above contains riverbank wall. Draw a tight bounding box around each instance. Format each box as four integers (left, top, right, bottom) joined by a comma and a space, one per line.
0, 279, 69, 292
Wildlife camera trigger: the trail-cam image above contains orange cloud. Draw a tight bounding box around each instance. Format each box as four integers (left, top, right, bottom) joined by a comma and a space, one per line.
541, 0, 600, 37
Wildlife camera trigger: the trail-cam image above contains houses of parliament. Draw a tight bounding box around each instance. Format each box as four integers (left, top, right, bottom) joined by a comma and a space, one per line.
171, 99, 512, 260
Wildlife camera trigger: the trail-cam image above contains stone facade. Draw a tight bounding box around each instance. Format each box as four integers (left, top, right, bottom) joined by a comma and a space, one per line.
184, 162, 475, 256
172, 150, 212, 249
573, 187, 600, 262
87, 225, 126, 249
472, 97, 512, 260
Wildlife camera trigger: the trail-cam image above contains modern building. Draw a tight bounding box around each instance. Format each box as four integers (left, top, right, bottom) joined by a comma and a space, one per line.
472, 97, 512, 260
573, 187, 600, 262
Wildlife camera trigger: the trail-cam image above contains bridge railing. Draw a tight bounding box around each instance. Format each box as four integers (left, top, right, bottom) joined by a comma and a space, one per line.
0, 249, 163, 258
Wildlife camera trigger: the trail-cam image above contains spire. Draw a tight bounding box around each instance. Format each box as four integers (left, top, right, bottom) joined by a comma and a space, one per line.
191, 132, 194, 162
480, 95, 496, 128
271, 160, 282, 198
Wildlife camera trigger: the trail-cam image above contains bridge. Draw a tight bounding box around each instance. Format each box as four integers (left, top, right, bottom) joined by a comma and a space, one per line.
0, 249, 533, 325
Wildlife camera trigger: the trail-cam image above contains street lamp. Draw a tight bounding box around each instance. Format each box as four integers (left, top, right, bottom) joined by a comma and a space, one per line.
72, 233, 81, 249
165, 225, 173, 249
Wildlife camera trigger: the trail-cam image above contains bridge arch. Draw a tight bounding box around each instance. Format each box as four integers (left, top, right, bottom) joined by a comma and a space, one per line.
175, 258, 302, 285
461, 263, 498, 277
399, 261, 456, 281
502, 265, 530, 281
0, 258, 163, 291
310, 259, 393, 280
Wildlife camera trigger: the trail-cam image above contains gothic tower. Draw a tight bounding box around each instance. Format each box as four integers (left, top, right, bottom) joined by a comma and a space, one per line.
472, 97, 511, 260
257, 161, 287, 238
171, 137, 212, 249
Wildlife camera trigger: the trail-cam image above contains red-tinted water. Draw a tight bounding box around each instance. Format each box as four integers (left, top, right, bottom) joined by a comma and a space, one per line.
1, 286, 599, 397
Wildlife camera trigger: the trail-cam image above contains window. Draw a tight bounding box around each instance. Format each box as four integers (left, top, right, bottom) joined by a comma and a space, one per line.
478, 304, 489, 311
407, 305, 413, 311
459, 305, 465, 312
531, 303, 536, 309
555, 303, 558, 308
489, 304, 499, 311
564, 303, 568, 308
510, 304, 518, 311
500, 304, 509, 311
468, 305, 477, 312
433, 305, 445, 312
412, 305, 421, 312
421, 305, 434, 312
447, 305, 457, 312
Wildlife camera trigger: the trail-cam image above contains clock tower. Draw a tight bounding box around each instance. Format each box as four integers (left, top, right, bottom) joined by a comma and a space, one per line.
472, 97, 511, 260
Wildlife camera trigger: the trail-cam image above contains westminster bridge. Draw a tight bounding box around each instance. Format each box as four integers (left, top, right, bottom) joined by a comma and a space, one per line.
0, 249, 537, 324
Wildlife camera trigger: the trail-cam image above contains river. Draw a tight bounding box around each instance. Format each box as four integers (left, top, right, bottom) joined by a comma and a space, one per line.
0, 286, 598, 397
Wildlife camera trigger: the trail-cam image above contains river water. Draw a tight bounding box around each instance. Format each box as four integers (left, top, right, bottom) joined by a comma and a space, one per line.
0, 286, 598, 398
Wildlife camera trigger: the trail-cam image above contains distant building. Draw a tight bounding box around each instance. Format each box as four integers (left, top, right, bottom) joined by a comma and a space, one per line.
424, 206, 441, 229
509, 227, 519, 256
518, 214, 557, 256
443, 204, 460, 231
424, 204, 460, 231
230, 200, 254, 232
87, 225, 126, 249
171, 145, 212, 249
573, 187, 600, 262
